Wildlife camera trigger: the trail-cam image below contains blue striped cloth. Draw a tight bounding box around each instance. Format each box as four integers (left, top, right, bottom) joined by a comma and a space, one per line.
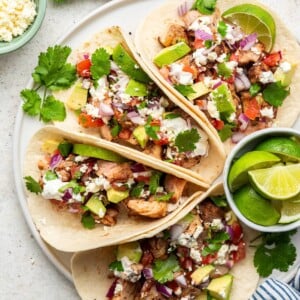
250, 267, 300, 300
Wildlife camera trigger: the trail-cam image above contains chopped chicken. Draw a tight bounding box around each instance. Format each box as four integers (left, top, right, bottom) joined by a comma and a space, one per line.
96, 161, 133, 182
127, 199, 167, 218
159, 24, 188, 47
164, 174, 187, 203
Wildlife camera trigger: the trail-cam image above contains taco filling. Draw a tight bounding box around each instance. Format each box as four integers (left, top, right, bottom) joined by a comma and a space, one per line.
153, 2, 295, 142
69, 44, 209, 168
25, 140, 190, 228
106, 197, 246, 299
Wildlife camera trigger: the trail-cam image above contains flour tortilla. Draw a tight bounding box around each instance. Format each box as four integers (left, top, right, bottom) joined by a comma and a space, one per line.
71, 182, 259, 300
134, 0, 300, 154
23, 126, 208, 252
53, 26, 226, 186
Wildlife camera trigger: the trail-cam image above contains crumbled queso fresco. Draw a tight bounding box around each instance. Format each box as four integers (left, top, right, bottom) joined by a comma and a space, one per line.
0, 0, 37, 42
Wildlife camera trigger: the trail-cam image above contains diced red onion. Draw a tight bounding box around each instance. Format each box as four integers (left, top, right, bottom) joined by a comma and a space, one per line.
170, 224, 185, 241
143, 268, 153, 279
226, 260, 234, 269
50, 153, 62, 169
212, 80, 222, 89
106, 279, 117, 298
127, 111, 145, 124
234, 71, 251, 92
68, 206, 81, 213
175, 274, 187, 287
130, 163, 146, 173
195, 30, 213, 41
231, 132, 246, 143
62, 188, 73, 202
83, 53, 89, 59
238, 113, 249, 131
99, 103, 114, 117
156, 283, 173, 298
239, 33, 257, 50
177, 0, 194, 16
225, 225, 234, 241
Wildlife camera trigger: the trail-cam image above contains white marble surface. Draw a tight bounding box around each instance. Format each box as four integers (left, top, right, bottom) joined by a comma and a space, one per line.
0, 0, 299, 299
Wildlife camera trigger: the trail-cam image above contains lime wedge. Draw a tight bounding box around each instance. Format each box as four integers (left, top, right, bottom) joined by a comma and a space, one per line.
228, 151, 281, 192
222, 4, 276, 51
233, 185, 280, 226
278, 201, 300, 224
249, 164, 300, 200
255, 137, 300, 162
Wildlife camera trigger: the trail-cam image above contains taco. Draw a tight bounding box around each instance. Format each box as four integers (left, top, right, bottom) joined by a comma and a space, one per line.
71, 182, 259, 300
23, 126, 209, 252
53, 26, 226, 186
134, 0, 300, 153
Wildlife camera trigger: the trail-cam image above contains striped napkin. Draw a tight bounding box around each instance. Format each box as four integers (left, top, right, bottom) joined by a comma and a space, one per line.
250, 267, 300, 300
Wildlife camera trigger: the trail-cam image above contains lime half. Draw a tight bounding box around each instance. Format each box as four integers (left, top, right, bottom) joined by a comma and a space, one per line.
249, 164, 300, 200
255, 137, 300, 162
222, 4, 276, 51
278, 201, 300, 224
228, 151, 280, 192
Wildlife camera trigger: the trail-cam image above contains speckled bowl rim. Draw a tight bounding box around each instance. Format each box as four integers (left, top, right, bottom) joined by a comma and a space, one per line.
223, 127, 300, 233
0, 0, 47, 55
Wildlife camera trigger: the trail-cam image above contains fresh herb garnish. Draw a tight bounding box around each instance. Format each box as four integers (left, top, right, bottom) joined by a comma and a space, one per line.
249, 83, 261, 97
217, 62, 233, 79
153, 254, 180, 283
81, 212, 95, 229
252, 230, 297, 277
155, 193, 174, 202
109, 261, 124, 272
262, 82, 290, 107
90, 48, 111, 82
218, 124, 234, 141
110, 118, 122, 137
217, 21, 227, 37
210, 195, 228, 207
45, 171, 57, 181
202, 232, 230, 256
174, 84, 195, 97
145, 116, 160, 140
24, 176, 42, 194
58, 141, 73, 157
164, 112, 180, 119
204, 40, 213, 48
194, 0, 217, 15
131, 182, 145, 197
149, 171, 162, 194
175, 128, 200, 153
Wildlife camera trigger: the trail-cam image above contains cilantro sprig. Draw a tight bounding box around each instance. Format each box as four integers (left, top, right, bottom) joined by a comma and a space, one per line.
153, 254, 180, 283
24, 176, 42, 194
262, 81, 290, 107
174, 84, 195, 97
193, 0, 217, 15
251, 230, 297, 277
20, 45, 76, 122
175, 128, 200, 153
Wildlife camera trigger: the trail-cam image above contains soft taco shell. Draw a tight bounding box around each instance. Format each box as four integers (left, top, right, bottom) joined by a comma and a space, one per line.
23, 126, 207, 252
71, 182, 259, 300
53, 26, 226, 186
134, 0, 300, 153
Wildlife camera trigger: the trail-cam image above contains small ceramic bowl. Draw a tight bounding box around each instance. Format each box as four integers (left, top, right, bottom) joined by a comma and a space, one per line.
0, 0, 47, 55
223, 127, 300, 232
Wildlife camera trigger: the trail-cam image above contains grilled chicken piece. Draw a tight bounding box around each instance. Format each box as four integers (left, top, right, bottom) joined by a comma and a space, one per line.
182, 10, 201, 26
164, 174, 187, 203
127, 198, 167, 218
237, 50, 260, 66
148, 237, 168, 259
180, 156, 201, 168
199, 200, 224, 223
112, 279, 140, 300
186, 214, 202, 236
96, 161, 133, 182
159, 24, 188, 47
140, 280, 166, 300
247, 63, 269, 83
99, 124, 113, 141
143, 144, 162, 160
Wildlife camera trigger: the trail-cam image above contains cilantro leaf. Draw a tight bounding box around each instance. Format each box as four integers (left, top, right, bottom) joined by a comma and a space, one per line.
40, 95, 66, 122
58, 141, 73, 157
24, 176, 42, 194
153, 254, 180, 283
130, 182, 144, 197
109, 261, 124, 272
217, 63, 233, 79
174, 84, 195, 97
194, 0, 217, 15
175, 128, 200, 153
110, 118, 122, 137
218, 124, 234, 142
217, 21, 228, 37
204, 40, 213, 48
249, 83, 261, 97
154, 193, 174, 202
149, 171, 162, 195
21, 89, 41, 116
210, 195, 228, 207
164, 113, 180, 119
45, 171, 57, 181
145, 117, 160, 140
262, 82, 290, 107
90, 48, 111, 81
202, 243, 221, 256
81, 213, 95, 229
32, 45, 76, 91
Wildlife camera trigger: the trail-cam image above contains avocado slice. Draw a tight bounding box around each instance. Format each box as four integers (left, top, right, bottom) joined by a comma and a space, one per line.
116, 241, 142, 263
191, 265, 215, 285
125, 79, 148, 96
210, 84, 235, 114
72, 144, 126, 162
107, 188, 129, 203
66, 81, 88, 110
153, 41, 191, 67
196, 292, 217, 300
133, 126, 149, 148
206, 274, 233, 300
187, 82, 210, 101
112, 44, 150, 83
86, 195, 106, 217
274, 63, 297, 87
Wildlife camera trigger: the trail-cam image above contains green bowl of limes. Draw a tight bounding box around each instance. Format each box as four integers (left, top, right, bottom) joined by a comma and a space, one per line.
223, 128, 300, 232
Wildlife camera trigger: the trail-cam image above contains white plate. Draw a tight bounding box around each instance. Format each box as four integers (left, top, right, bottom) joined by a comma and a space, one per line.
13, 0, 300, 286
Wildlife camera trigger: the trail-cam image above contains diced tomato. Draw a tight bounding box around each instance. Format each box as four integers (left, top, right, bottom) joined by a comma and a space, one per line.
193, 38, 204, 49
229, 53, 239, 62
211, 119, 224, 131
231, 241, 246, 263
128, 98, 141, 107
140, 251, 154, 266
243, 98, 260, 120
195, 99, 207, 109
263, 51, 281, 67
150, 119, 161, 126
135, 175, 150, 184
118, 128, 132, 140
76, 58, 92, 78
78, 112, 104, 128
224, 75, 235, 84
201, 253, 218, 265
230, 221, 243, 244
154, 136, 169, 146
180, 257, 193, 270
159, 66, 170, 80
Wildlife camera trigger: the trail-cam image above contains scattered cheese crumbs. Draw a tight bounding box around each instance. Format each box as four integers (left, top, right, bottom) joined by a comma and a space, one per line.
0, 0, 37, 42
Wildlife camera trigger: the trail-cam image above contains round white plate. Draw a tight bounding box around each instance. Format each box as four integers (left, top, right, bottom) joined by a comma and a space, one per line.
13, 0, 300, 285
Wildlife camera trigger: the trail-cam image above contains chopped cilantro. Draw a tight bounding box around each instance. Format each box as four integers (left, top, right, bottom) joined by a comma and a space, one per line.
218, 124, 234, 141
164, 112, 180, 119
154, 193, 174, 202
138, 101, 147, 110
210, 195, 228, 207
58, 141, 73, 157
194, 0, 217, 15
217, 63, 233, 79
153, 254, 180, 283
249, 83, 261, 97
202, 232, 230, 256
174, 128, 200, 153
204, 40, 213, 48
130, 182, 144, 197
24, 176, 42, 194
217, 21, 228, 38
40, 95, 66, 122
45, 171, 57, 181
110, 118, 122, 137
149, 171, 162, 194
252, 230, 297, 277
109, 260, 124, 272
21, 89, 41, 116
202, 243, 222, 256
90, 48, 111, 82
262, 81, 290, 107
145, 116, 159, 140
174, 84, 195, 97
81, 212, 95, 229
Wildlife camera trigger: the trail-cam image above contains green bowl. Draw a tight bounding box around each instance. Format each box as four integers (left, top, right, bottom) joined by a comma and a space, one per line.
0, 0, 47, 55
